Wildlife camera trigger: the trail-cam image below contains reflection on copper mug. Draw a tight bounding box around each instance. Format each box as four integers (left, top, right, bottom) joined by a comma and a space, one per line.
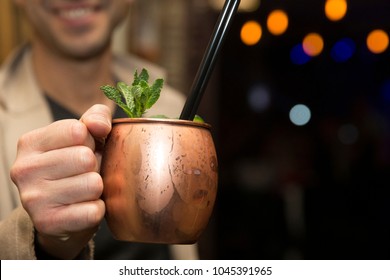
101, 118, 218, 244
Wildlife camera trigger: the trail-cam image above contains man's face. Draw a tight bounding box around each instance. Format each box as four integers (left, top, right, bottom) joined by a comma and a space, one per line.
15, 0, 132, 59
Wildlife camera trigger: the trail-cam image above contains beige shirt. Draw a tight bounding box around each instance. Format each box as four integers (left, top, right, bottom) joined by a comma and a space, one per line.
0, 45, 197, 260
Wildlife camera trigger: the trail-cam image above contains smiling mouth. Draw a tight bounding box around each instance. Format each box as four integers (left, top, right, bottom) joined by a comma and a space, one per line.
57, 7, 95, 20
46, 1, 106, 21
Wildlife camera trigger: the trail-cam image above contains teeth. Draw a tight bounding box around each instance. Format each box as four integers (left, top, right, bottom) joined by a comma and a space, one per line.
59, 7, 93, 19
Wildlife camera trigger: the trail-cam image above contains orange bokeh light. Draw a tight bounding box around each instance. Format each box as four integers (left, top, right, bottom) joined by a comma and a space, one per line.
325, 0, 347, 21
240, 20, 262, 46
267, 9, 289, 36
302, 33, 324, 56
367, 29, 389, 54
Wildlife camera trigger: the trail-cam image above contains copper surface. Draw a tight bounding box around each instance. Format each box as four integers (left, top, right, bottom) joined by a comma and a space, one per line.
101, 118, 218, 244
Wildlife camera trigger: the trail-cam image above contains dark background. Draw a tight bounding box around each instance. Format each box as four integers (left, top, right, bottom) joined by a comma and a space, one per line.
2, 0, 389, 260
197, 0, 390, 259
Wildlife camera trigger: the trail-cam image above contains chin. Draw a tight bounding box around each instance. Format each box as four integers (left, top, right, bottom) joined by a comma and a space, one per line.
58, 37, 111, 60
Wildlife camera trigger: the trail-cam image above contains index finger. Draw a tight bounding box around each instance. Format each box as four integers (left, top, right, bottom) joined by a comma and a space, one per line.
17, 119, 95, 154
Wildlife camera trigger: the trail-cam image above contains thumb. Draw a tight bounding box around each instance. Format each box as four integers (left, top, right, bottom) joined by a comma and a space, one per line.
79, 104, 112, 139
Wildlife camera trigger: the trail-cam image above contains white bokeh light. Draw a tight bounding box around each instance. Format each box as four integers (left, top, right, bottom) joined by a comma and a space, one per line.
247, 84, 271, 112
289, 104, 311, 126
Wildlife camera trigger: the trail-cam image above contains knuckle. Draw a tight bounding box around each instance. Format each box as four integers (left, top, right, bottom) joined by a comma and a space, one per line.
70, 120, 88, 145
19, 189, 44, 216
15, 130, 40, 152
86, 201, 105, 227
85, 172, 104, 197
10, 158, 36, 186
75, 146, 97, 171
10, 162, 23, 184
16, 133, 30, 150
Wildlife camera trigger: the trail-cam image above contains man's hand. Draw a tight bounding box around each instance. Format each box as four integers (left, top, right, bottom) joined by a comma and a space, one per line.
10, 104, 112, 259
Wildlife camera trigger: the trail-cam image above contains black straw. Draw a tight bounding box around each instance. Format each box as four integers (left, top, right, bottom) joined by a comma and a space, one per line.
180, 0, 241, 120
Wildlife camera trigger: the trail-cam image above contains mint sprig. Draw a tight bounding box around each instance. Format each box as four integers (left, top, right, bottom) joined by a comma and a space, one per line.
100, 68, 164, 118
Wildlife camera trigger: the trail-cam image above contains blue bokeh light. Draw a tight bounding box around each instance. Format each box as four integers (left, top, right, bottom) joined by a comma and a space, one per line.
290, 44, 311, 65
331, 38, 356, 62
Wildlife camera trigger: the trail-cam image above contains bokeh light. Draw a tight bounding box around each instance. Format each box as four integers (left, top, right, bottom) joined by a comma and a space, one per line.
247, 84, 271, 113
267, 9, 289, 36
240, 20, 262, 46
331, 38, 356, 62
289, 104, 311, 126
366, 29, 389, 54
302, 33, 324, 57
325, 0, 348, 21
290, 44, 311, 65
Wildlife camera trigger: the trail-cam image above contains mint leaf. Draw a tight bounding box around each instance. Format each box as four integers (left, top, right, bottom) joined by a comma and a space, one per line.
100, 85, 134, 117
146, 78, 163, 109
134, 69, 149, 86
100, 68, 164, 118
116, 82, 134, 114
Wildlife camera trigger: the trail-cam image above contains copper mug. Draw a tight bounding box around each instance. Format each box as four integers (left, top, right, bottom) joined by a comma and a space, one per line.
101, 118, 218, 244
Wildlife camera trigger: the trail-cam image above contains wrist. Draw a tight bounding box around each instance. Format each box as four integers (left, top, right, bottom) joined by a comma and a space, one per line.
34, 230, 93, 260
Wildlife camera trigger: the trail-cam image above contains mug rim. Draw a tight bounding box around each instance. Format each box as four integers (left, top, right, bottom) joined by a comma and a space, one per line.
112, 117, 212, 129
